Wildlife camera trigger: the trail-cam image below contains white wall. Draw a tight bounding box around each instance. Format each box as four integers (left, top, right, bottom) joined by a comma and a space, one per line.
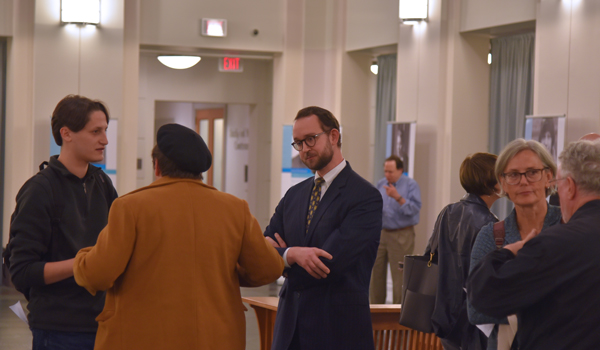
269, 0, 375, 215
534, 1, 600, 142
0, 0, 12, 36
396, 0, 491, 254
460, 0, 536, 32
3, 0, 35, 247
345, 0, 398, 52
138, 53, 273, 226
225, 104, 251, 202
31, 0, 125, 169
140, 0, 284, 52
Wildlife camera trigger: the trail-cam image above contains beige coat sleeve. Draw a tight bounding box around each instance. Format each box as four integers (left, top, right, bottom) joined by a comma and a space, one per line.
237, 201, 284, 287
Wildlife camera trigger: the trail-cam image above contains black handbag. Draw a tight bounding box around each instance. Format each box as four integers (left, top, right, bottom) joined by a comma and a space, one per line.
398, 249, 438, 333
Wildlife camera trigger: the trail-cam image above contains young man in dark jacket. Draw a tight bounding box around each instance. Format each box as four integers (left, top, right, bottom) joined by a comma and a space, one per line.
7, 95, 118, 350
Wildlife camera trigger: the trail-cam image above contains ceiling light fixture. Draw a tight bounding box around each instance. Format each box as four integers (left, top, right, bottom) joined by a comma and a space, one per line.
157, 56, 201, 70
370, 61, 378, 75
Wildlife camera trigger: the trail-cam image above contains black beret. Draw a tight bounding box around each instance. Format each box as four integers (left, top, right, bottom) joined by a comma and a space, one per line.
156, 124, 212, 174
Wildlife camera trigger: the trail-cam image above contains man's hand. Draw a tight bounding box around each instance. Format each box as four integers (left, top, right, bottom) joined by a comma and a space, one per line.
44, 258, 75, 285
266, 233, 288, 248
383, 184, 405, 205
287, 247, 333, 279
504, 229, 539, 256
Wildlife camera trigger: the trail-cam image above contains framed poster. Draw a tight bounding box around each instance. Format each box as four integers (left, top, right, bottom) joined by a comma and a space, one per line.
386, 122, 416, 178
525, 115, 566, 165
281, 125, 313, 198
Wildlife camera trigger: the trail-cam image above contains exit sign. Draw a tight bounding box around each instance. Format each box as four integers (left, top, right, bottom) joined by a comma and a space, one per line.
218, 57, 243, 72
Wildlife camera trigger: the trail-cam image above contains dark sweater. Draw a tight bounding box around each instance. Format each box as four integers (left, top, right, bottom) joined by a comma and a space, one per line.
9, 156, 117, 332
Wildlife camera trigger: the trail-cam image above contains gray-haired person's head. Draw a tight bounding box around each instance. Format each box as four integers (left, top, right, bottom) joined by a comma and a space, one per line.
559, 139, 600, 196
495, 138, 557, 197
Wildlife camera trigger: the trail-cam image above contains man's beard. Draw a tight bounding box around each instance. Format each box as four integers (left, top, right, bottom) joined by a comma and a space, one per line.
302, 143, 334, 171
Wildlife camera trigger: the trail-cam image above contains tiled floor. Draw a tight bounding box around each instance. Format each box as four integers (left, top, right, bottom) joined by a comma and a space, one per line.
0, 283, 280, 350
0, 286, 31, 350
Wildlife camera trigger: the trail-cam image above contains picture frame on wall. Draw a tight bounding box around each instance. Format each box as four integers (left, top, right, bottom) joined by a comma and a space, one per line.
386, 122, 416, 178
525, 115, 566, 165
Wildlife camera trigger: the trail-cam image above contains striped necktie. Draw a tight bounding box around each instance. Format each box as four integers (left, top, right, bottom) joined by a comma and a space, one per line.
306, 177, 325, 233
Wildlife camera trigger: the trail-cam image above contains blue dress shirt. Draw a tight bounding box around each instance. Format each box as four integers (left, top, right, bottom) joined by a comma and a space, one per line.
376, 175, 421, 230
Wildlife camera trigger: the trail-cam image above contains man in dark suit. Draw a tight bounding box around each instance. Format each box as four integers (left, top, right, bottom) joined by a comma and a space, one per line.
265, 106, 383, 350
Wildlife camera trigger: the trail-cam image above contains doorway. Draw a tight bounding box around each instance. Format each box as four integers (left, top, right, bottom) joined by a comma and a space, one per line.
195, 108, 224, 189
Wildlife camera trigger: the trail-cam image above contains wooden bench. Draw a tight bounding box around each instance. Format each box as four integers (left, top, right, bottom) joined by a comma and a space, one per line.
242, 297, 442, 350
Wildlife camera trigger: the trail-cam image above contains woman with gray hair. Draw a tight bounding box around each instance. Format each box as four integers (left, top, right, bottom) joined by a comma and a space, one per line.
467, 139, 561, 350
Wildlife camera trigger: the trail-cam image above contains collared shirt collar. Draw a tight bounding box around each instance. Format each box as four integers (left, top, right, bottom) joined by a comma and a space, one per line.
314, 159, 347, 198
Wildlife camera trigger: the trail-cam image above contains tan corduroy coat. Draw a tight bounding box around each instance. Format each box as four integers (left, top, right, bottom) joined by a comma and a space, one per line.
74, 177, 284, 350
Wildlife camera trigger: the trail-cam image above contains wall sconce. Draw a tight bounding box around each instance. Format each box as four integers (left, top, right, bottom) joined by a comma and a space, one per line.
202, 19, 227, 37
157, 56, 201, 70
61, 0, 101, 25
370, 61, 378, 75
399, 0, 428, 24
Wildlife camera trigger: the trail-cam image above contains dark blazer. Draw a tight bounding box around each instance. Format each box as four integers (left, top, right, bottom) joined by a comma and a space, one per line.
265, 163, 383, 350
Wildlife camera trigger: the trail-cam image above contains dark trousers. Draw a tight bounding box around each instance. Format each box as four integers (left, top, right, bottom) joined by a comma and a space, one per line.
32, 329, 96, 350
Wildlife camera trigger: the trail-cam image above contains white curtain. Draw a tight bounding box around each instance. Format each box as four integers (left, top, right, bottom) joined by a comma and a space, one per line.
373, 54, 397, 183
489, 32, 535, 219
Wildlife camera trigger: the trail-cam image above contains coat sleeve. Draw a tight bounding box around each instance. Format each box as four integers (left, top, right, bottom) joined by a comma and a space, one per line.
381, 179, 422, 220
467, 223, 507, 325
263, 194, 288, 258
8, 179, 53, 291
467, 235, 563, 319
237, 201, 285, 287
74, 197, 137, 295
397, 179, 422, 217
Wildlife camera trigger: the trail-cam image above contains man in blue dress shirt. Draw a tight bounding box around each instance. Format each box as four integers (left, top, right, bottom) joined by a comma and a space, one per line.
370, 155, 422, 304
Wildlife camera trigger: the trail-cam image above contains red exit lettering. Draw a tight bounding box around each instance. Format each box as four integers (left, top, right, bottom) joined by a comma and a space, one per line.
223, 57, 240, 70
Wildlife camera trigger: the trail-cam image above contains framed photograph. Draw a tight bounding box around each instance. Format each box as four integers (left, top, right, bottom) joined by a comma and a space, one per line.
525, 115, 566, 165
386, 122, 416, 178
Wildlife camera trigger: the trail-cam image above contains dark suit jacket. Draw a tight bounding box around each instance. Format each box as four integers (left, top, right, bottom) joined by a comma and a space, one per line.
265, 163, 383, 350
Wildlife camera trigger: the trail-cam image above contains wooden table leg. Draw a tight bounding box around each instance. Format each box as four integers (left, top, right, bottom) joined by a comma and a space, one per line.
250, 304, 277, 350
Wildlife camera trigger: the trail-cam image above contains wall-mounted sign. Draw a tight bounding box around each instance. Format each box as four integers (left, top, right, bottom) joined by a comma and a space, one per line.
219, 57, 243, 72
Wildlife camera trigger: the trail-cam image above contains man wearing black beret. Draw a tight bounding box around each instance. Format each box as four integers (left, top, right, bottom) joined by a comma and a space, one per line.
73, 123, 284, 350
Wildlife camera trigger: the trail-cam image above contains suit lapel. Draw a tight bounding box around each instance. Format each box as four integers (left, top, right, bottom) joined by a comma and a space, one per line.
304, 164, 352, 243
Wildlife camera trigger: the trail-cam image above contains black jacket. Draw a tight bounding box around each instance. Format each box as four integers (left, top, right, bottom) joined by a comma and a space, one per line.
8, 156, 117, 332
468, 200, 600, 350
425, 193, 497, 349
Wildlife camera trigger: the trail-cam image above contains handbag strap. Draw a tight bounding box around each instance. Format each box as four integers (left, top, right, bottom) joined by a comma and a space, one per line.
493, 221, 506, 249
427, 228, 439, 267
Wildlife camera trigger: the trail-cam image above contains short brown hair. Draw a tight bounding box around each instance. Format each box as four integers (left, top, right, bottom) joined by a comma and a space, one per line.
152, 145, 203, 180
295, 106, 342, 147
385, 155, 404, 170
495, 138, 556, 197
460, 153, 498, 196
51, 95, 110, 146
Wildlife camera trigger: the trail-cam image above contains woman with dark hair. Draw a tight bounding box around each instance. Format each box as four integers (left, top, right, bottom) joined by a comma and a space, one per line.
424, 152, 500, 350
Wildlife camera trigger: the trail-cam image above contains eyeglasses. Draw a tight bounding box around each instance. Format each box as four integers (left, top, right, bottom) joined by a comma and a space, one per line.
291, 131, 329, 151
548, 177, 569, 190
501, 167, 549, 185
